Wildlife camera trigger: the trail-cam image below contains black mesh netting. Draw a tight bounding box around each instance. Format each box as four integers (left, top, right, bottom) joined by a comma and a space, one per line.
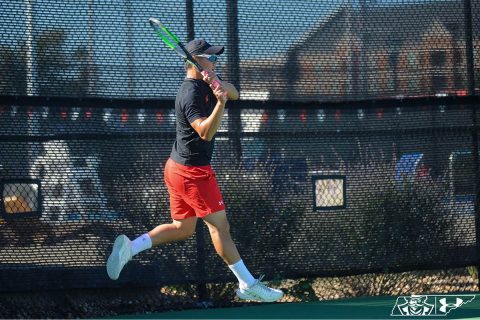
0, 0, 479, 100
0, 0, 480, 316
0, 103, 477, 290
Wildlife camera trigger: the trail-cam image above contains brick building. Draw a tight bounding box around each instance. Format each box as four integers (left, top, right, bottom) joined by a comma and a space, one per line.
239, 1, 480, 101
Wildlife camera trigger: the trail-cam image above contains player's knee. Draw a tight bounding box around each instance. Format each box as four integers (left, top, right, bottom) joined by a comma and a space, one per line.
185, 226, 196, 238
210, 220, 231, 236
221, 221, 231, 234
176, 224, 196, 240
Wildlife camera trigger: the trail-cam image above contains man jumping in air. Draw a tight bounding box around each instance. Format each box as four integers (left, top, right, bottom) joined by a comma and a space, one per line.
106, 38, 283, 303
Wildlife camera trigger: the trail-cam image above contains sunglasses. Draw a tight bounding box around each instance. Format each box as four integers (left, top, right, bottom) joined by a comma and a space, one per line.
196, 54, 218, 62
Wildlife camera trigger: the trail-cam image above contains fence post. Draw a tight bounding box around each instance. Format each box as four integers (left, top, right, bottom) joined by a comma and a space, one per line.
463, 0, 480, 289
471, 105, 480, 290
185, 0, 209, 302
285, 50, 299, 100
186, 0, 195, 42
226, 0, 242, 160
194, 222, 208, 302
463, 0, 475, 96
125, 0, 134, 96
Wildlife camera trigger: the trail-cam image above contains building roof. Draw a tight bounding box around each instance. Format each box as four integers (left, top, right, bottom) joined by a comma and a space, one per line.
284, 0, 474, 56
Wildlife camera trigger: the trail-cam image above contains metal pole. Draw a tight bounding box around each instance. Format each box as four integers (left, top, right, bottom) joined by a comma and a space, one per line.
347, 0, 353, 97
194, 222, 208, 302
464, 0, 475, 96
25, 0, 35, 95
185, 0, 208, 302
360, 0, 366, 99
463, 0, 480, 288
226, 0, 242, 159
25, 0, 38, 181
186, 0, 195, 42
470, 102, 480, 290
87, 0, 95, 95
125, 0, 134, 96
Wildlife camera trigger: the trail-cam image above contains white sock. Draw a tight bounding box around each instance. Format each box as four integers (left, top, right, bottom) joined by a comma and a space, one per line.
228, 259, 256, 289
131, 233, 152, 256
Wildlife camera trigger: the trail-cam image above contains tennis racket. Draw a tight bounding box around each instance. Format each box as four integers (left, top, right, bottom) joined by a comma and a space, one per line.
148, 17, 221, 89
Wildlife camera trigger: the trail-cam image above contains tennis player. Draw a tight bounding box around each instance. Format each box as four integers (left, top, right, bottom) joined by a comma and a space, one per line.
107, 39, 283, 303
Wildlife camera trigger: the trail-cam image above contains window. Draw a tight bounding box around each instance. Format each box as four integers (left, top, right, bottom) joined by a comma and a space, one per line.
407, 52, 417, 68
431, 51, 446, 67
1, 180, 42, 219
432, 75, 447, 92
312, 175, 346, 210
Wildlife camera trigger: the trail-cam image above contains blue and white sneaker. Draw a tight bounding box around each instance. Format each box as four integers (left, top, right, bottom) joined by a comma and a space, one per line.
236, 275, 284, 302
106, 235, 132, 280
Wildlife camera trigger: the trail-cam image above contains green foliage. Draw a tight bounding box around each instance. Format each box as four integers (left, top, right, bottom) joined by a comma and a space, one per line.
37, 29, 96, 96
0, 45, 27, 95
361, 177, 451, 270
220, 158, 306, 259
287, 279, 318, 302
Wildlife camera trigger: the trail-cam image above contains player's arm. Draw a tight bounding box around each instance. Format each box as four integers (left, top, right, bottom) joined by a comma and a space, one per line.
191, 86, 228, 141
220, 81, 239, 100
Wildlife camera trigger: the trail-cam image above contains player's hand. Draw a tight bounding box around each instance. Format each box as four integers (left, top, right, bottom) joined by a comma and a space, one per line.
212, 85, 228, 105
201, 70, 221, 89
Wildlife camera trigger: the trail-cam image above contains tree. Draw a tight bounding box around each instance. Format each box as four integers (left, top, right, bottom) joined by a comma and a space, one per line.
36, 29, 96, 96
0, 44, 27, 95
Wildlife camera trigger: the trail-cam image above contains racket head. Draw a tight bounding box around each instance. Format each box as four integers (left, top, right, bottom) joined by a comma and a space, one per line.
149, 17, 203, 72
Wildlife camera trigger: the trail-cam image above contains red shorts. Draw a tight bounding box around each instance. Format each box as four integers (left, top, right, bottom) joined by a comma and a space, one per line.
164, 158, 226, 220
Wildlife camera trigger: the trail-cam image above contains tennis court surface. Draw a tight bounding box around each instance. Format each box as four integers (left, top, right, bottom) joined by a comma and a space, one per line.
114, 294, 480, 319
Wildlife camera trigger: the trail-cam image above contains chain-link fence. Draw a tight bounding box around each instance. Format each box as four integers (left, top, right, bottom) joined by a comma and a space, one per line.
0, 0, 479, 310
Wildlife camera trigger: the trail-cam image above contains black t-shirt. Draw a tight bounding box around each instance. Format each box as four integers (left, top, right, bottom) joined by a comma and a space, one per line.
170, 78, 216, 166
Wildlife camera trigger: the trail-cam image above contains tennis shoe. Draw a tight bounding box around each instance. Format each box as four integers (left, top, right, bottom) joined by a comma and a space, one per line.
107, 234, 132, 280
236, 275, 283, 302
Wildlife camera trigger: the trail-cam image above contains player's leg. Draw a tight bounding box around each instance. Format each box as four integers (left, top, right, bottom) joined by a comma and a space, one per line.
202, 210, 239, 264
106, 216, 197, 280
148, 216, 197, 246
202, 210, 283, 302
183, 164, 283, 302
107, 158, 197, 280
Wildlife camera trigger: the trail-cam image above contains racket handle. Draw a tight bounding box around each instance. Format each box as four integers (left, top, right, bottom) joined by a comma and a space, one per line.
201, 71, 221, 89
211, 79, 221, 90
